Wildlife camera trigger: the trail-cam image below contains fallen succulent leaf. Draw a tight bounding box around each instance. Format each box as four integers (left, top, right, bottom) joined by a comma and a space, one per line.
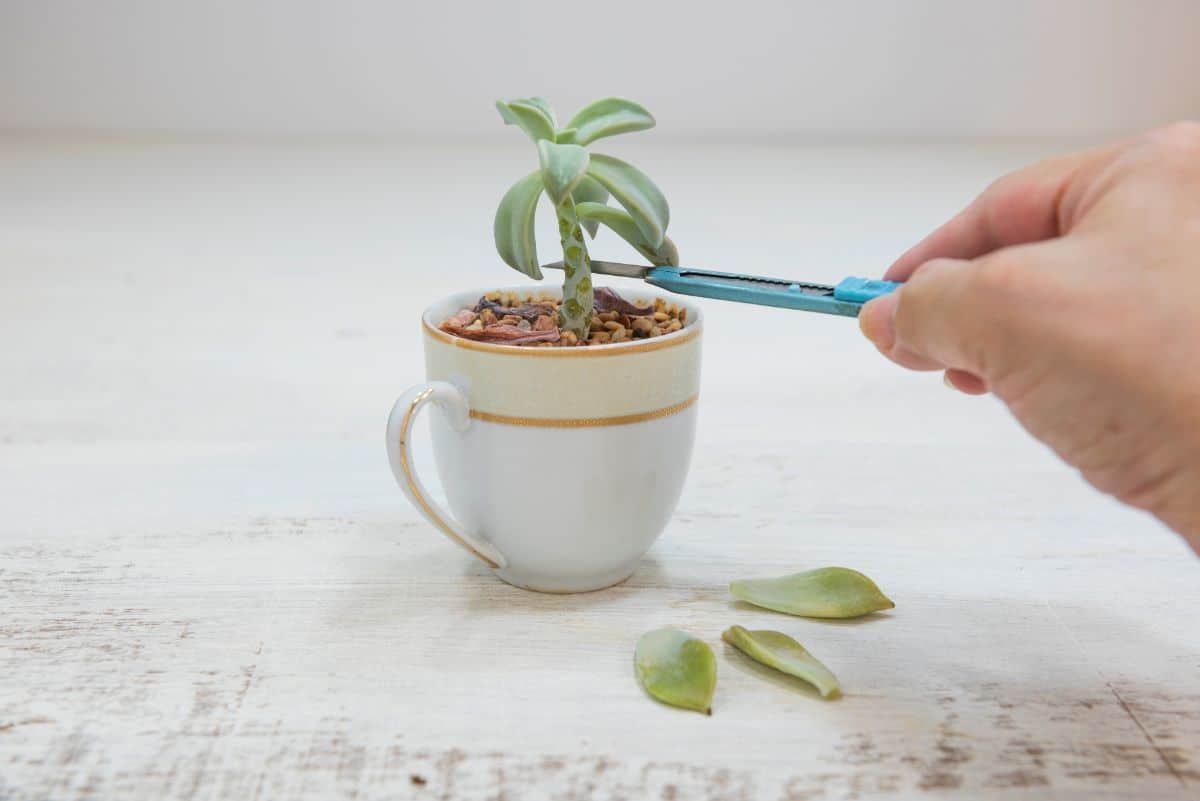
472, 296, 558, 322
440, 318, 561, 345
730, 567, 894, 619
722, 625, 840, 698
594, 287, 655, 316
634, 628, 717, 715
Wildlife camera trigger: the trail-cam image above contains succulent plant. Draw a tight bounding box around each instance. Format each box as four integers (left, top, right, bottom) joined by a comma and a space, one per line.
494, 96, 679, 339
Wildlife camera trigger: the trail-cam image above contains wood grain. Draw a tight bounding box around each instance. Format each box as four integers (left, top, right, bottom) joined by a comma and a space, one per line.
1, 136, 1197, 800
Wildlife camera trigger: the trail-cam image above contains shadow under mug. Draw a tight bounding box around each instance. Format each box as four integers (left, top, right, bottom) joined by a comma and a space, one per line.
386, 285, 702, 593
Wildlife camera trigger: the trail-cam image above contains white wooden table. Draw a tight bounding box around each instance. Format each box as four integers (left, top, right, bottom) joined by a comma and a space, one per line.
2, 135, 1197, 800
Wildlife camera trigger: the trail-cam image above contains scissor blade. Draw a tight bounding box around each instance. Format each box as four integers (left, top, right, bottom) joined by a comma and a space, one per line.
540, 260, 651, 279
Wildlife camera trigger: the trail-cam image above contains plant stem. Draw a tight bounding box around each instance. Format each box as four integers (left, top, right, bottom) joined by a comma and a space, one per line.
554, 194, 594, 339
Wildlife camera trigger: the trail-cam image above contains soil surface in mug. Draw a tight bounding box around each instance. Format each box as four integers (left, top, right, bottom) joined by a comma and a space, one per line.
438, 287, 688, 347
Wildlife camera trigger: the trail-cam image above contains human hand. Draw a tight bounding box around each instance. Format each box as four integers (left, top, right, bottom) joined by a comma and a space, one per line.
859, 123, 1200, 551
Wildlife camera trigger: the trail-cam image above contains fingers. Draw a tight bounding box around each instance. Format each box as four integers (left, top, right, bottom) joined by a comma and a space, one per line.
864, 256, 1014, 376
862, 287, 991, 391
859, 290, 943, 371
944, 369, 988, 395
885, 142, 1126, 282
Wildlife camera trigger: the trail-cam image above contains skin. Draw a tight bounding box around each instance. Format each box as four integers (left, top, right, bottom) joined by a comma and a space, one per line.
859, 122, 1200, 554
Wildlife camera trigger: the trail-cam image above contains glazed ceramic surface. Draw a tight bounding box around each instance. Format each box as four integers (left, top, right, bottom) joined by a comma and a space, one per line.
386, 286, 702, 592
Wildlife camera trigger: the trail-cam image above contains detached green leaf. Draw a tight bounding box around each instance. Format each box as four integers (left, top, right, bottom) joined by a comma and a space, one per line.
566, 97, 656, 145
493, 171, 544, 279
635, 629, 717, 715
571, 176, 609, 238
496, 98, 556, 142
537, 141, 589, 203
730, 567, 894, 619
576, 202, 679, 265
722, 626, 840, 699
585, 153, 670, 248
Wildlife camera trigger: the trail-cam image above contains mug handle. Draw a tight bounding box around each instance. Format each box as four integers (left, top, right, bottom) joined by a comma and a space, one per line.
385, 381, 507, 569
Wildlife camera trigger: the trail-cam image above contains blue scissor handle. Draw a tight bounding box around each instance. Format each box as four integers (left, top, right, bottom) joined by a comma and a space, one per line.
644, 267, 900, 318
832, 277, 903, 304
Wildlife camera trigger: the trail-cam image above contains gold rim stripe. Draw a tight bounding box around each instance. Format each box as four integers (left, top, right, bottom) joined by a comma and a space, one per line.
398, 387, 501, 569
469, 395, 698, 428
423, 318, 701, 357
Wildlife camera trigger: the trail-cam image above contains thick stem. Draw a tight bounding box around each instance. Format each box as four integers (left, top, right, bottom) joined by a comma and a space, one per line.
554, 194, 594, 339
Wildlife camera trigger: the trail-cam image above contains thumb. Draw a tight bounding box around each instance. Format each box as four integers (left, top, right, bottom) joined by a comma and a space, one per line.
861, 256, 1013, 376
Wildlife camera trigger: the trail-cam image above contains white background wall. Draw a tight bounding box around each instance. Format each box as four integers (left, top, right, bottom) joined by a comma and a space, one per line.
2, 0, 1198, 138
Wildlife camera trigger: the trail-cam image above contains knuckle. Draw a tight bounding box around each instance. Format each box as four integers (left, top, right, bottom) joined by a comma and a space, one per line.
899, 258, 956, 314
966, 253, 1027, 301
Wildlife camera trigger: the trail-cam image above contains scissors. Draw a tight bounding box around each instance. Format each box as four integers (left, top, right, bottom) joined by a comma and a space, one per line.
541, 261, 900, 318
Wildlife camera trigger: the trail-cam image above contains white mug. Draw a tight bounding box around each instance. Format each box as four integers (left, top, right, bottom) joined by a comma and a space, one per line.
386, 286, 702, 593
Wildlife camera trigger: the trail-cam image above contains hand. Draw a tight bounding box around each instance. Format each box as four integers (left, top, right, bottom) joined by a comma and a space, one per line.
859, 123, 1200, 551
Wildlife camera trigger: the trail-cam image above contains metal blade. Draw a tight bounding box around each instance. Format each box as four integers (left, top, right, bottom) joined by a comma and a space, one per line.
540, 260, 651, 279
673, 268, 836, 296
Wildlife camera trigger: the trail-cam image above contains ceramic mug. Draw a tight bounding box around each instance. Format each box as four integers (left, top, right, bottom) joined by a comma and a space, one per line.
386, 285, 702, 593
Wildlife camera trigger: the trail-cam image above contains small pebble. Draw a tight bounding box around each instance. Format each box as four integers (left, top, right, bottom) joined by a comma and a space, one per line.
440, 292, 686, 348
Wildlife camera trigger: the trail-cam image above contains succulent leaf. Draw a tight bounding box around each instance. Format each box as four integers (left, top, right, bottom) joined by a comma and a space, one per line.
493, 171, 544, 279
585, 153, 670, 248
721, 626, 841, 699
496, 98, 556, 142
575, 202, 679, 265
524, 96, 558, 128
537, 141, 590, 203
635, 629, 717, 715
730, 567, 894, 619
571, 177, 610, 238
566, 97, 656, 145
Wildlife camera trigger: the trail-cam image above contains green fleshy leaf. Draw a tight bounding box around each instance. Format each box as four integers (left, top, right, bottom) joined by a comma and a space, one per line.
730, 567, 894, 619
585, 153, 669, 248
554, 127, 578, 144
566, 97, 656, 146
496, 98, 556, 142
571, 177, 609, 238
524, 96, 558, 129
722, 626, 840, 699
575, 202, 679, 265
635, 629, 717, 715
537, 141, 590, 203
493, 171, 544, 279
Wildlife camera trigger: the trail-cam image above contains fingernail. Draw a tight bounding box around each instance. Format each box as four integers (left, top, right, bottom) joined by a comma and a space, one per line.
858, 292, 899, 353
943, 372, 956, 390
